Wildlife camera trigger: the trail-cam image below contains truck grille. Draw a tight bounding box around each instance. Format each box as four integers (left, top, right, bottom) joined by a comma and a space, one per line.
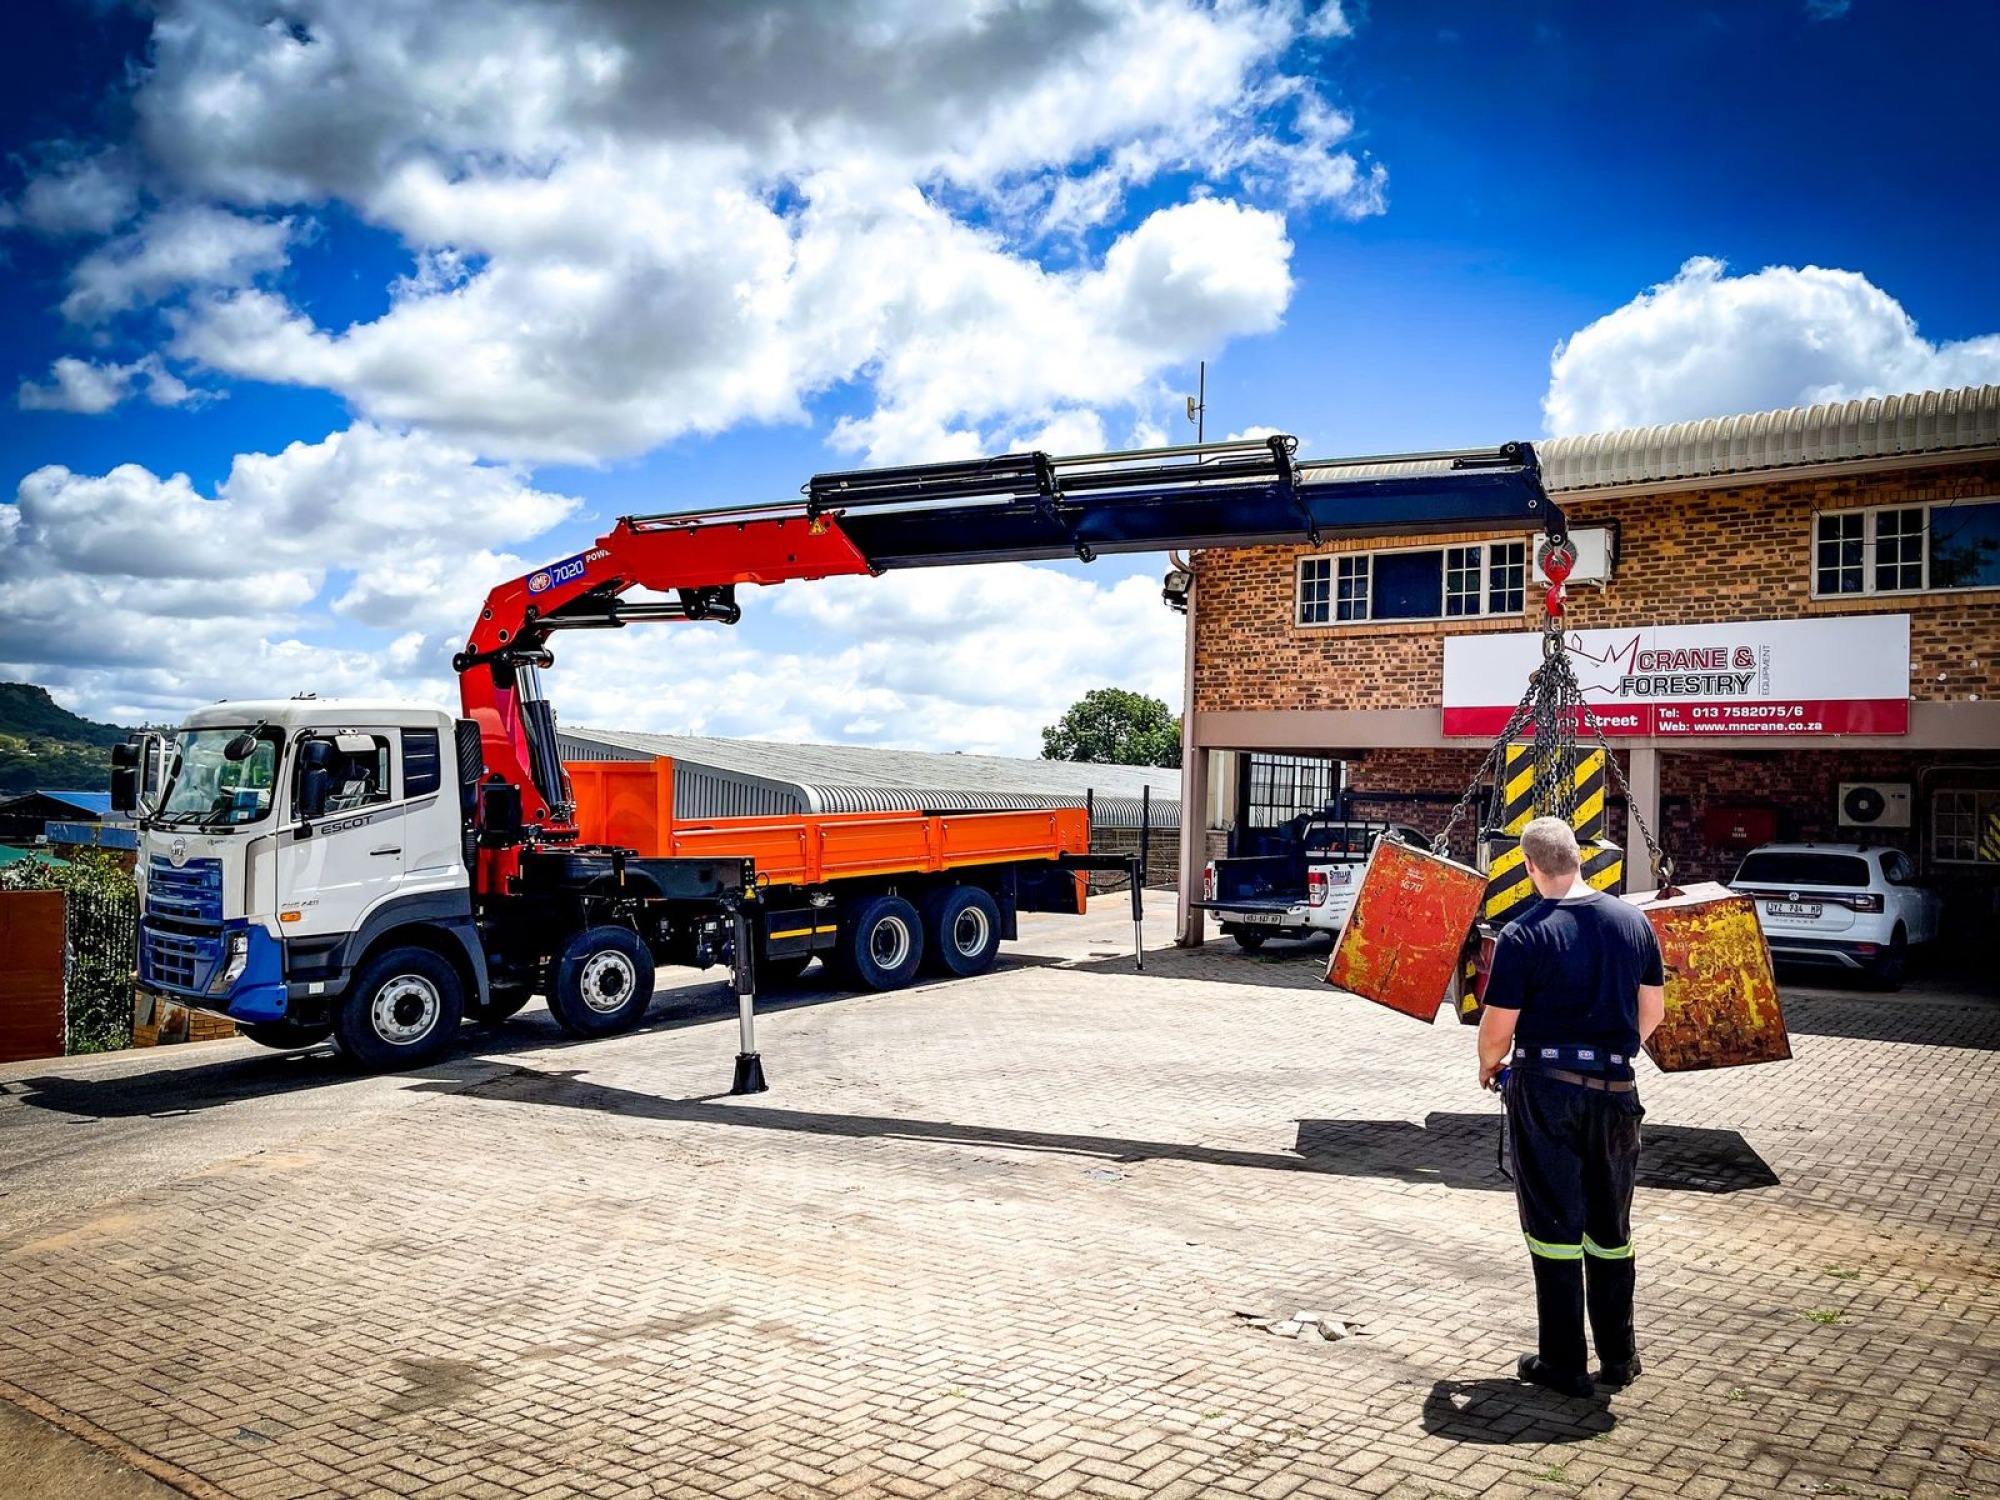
141, 856, 225, 996
146, 855, 223, 923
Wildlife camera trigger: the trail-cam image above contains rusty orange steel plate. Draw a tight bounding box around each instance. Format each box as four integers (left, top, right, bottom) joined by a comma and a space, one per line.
1626, 882, 1791, 1072
1326, 839, 1487, 1023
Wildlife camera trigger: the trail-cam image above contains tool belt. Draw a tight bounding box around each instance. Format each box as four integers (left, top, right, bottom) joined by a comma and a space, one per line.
1513, 1043, 1637, 1088
1525, 1067, 1637, 1093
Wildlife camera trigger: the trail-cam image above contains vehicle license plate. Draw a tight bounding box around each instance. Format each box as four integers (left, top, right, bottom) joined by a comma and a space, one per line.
1240, 911, 1284, 925
1765, 901, 1822, 919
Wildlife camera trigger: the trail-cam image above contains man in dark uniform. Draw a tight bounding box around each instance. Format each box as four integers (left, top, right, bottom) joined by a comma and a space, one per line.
1477, 816, 1667, 1398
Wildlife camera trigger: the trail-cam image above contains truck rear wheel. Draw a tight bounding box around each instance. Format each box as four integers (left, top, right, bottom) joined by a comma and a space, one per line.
1231, 930, 1268, 952
333, 945, 464, 1070
840, 895, 924, 991
548, 925, 656, 1037
921, 885, 1002, 978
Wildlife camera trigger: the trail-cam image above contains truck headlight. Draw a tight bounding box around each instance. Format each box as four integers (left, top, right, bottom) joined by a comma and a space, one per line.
215, 931, 250, 992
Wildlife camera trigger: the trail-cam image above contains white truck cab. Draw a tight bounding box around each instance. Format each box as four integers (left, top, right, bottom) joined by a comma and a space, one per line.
128, 698, 487, 1063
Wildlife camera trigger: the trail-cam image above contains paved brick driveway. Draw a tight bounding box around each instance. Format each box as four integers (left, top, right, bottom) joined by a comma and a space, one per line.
2, 909, 1996, 1500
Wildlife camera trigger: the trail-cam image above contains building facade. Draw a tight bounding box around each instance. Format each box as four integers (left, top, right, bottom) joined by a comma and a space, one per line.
1176, 385, 2000, 949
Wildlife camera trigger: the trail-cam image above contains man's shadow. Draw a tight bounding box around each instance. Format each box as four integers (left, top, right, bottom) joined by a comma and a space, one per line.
1296, 1113, 1779, 1194
1421, 1377, 1616, 1444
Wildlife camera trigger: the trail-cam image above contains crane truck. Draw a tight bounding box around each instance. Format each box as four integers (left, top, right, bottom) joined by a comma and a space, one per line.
113, 436, 1560, 1082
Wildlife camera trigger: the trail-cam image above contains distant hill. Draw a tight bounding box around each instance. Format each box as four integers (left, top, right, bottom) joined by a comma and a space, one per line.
0, 684, 131, 796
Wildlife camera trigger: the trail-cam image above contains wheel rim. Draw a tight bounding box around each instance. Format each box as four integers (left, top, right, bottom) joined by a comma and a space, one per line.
371, 974, 441, 1046
950, 905, 991, 958
580, 949, 637, 1013
869, 915, 912, 971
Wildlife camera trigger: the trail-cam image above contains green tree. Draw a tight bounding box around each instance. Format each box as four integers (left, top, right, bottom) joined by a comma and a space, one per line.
1039, 688, 1182, 768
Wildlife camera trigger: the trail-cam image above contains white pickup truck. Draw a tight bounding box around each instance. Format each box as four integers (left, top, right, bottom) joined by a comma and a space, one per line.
1199, 819, 1433, 950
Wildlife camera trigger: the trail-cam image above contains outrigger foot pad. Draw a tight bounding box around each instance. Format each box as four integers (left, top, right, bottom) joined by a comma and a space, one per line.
731, 1053, 769, 1095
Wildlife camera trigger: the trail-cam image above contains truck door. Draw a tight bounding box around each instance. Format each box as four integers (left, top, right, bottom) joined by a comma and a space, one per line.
277, 732, 404, 939
394, 726, 468, 904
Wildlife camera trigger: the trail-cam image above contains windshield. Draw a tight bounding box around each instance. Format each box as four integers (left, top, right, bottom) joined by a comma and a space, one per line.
154, 728, 281, 828
1733, 851, 1871, 889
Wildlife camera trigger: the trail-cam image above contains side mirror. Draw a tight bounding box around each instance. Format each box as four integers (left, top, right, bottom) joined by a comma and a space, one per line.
223, 732, 259, 762
111, 741, 140, 813
297, 739, 333, 821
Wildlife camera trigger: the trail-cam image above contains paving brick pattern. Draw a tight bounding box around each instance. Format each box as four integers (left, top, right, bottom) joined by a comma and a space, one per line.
3, 912, 1997, 1500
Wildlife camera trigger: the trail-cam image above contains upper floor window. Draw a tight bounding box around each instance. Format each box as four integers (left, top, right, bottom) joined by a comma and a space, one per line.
1814, 499, 2000, 597
1297, 540, 1527, 625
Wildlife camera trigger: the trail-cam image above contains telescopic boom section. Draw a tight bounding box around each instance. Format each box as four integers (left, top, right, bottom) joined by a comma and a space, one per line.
457, 435, 1556, 841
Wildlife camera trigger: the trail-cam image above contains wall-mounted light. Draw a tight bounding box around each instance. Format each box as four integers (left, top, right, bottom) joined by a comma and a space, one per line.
1161, 566, 1192, 614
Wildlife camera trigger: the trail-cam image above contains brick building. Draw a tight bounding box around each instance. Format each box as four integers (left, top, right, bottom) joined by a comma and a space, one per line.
1174, 384, 2000, 950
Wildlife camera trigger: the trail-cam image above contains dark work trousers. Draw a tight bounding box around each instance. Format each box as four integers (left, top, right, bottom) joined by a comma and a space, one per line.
1504, 1069, 1645, 1378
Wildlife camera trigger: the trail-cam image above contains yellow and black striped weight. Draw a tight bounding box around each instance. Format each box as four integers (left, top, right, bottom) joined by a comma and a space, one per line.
1497, 743, 1608, 843
1481, 835, 1625, 932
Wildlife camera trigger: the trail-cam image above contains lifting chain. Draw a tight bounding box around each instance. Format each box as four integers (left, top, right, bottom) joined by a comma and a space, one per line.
1435, 526, 1674, 891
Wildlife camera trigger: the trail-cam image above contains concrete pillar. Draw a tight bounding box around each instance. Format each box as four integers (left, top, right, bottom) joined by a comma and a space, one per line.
1625, 745, 1664, 888
1177, 741, 1210, 946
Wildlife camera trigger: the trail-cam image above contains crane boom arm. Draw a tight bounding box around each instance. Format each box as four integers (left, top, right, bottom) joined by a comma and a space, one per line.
457, 436, 1557, 843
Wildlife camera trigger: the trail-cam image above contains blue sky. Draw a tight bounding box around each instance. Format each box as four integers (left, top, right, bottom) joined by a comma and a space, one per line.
3, 0, 1995, 749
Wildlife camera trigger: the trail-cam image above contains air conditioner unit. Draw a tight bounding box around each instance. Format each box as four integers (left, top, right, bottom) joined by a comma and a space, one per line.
1534, 526, 1615, 587
1838, 782, 1912, 829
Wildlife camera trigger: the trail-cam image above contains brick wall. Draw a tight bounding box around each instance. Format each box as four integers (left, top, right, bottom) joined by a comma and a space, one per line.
1338, 746, 1633, 857
1193, 460, 2000, 713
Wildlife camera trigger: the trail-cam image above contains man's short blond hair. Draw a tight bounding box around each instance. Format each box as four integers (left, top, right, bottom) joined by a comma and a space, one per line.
1520, 816, 1581, 877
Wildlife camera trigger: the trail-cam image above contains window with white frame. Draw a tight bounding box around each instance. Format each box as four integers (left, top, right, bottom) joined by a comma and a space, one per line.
1297, 540, 1528, 625
1933, 787, 2000, 865
1814, 499, 2000, 596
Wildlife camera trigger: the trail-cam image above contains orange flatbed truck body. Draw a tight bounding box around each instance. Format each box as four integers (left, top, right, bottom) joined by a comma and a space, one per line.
567, 757, 1091, 897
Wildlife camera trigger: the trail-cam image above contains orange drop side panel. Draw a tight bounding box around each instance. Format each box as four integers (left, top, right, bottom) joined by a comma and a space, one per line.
1626, 882, 1792, 1072
566, 758, 1089, 889
1325, 840, 1487, 1024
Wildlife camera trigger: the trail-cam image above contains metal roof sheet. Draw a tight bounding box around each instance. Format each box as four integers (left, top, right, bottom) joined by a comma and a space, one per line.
558, 728, 1180, 826
1539, 383, 2000, 492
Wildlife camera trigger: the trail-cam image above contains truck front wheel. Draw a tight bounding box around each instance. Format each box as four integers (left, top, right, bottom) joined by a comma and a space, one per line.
921, 885, 1002, 978
548, 926, 656, 1037
333, 946, 465, 1070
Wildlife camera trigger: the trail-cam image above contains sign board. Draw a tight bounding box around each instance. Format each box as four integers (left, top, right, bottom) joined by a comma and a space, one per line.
1442, 615, 1910, 738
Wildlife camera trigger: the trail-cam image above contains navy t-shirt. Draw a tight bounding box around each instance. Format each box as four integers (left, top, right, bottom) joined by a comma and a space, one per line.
1482, 890, 1665, 1065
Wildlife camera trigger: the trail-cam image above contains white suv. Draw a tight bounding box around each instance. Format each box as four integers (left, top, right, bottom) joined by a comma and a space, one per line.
1729, 842, 1943, 989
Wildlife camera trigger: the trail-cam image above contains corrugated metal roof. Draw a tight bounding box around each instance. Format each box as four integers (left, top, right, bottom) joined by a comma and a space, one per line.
558, 728, 1180, 828
1539, 383, 2000, 492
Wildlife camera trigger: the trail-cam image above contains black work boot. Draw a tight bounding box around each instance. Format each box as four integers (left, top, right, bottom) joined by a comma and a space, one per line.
1520, 1257, 1593, 1398
1586, 1256, 1639, 1387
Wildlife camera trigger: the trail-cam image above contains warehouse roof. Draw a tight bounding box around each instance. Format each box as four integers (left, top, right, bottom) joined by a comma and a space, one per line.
558, 727, 1180, 828
1295, 384, 2000, 500
1539, 383, 2000, 493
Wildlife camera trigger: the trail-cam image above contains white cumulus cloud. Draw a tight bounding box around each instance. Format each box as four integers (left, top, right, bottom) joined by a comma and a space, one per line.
0, 426, 580, 717
61, 203, 294, 324
15, 0, 1373, 466
1544, 257, 2000, 435
18, 355, 197, 414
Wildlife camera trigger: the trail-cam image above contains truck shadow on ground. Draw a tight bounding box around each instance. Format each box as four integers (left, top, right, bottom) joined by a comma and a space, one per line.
2, 976, 873, 1121
399, 1065, 1779, 1194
